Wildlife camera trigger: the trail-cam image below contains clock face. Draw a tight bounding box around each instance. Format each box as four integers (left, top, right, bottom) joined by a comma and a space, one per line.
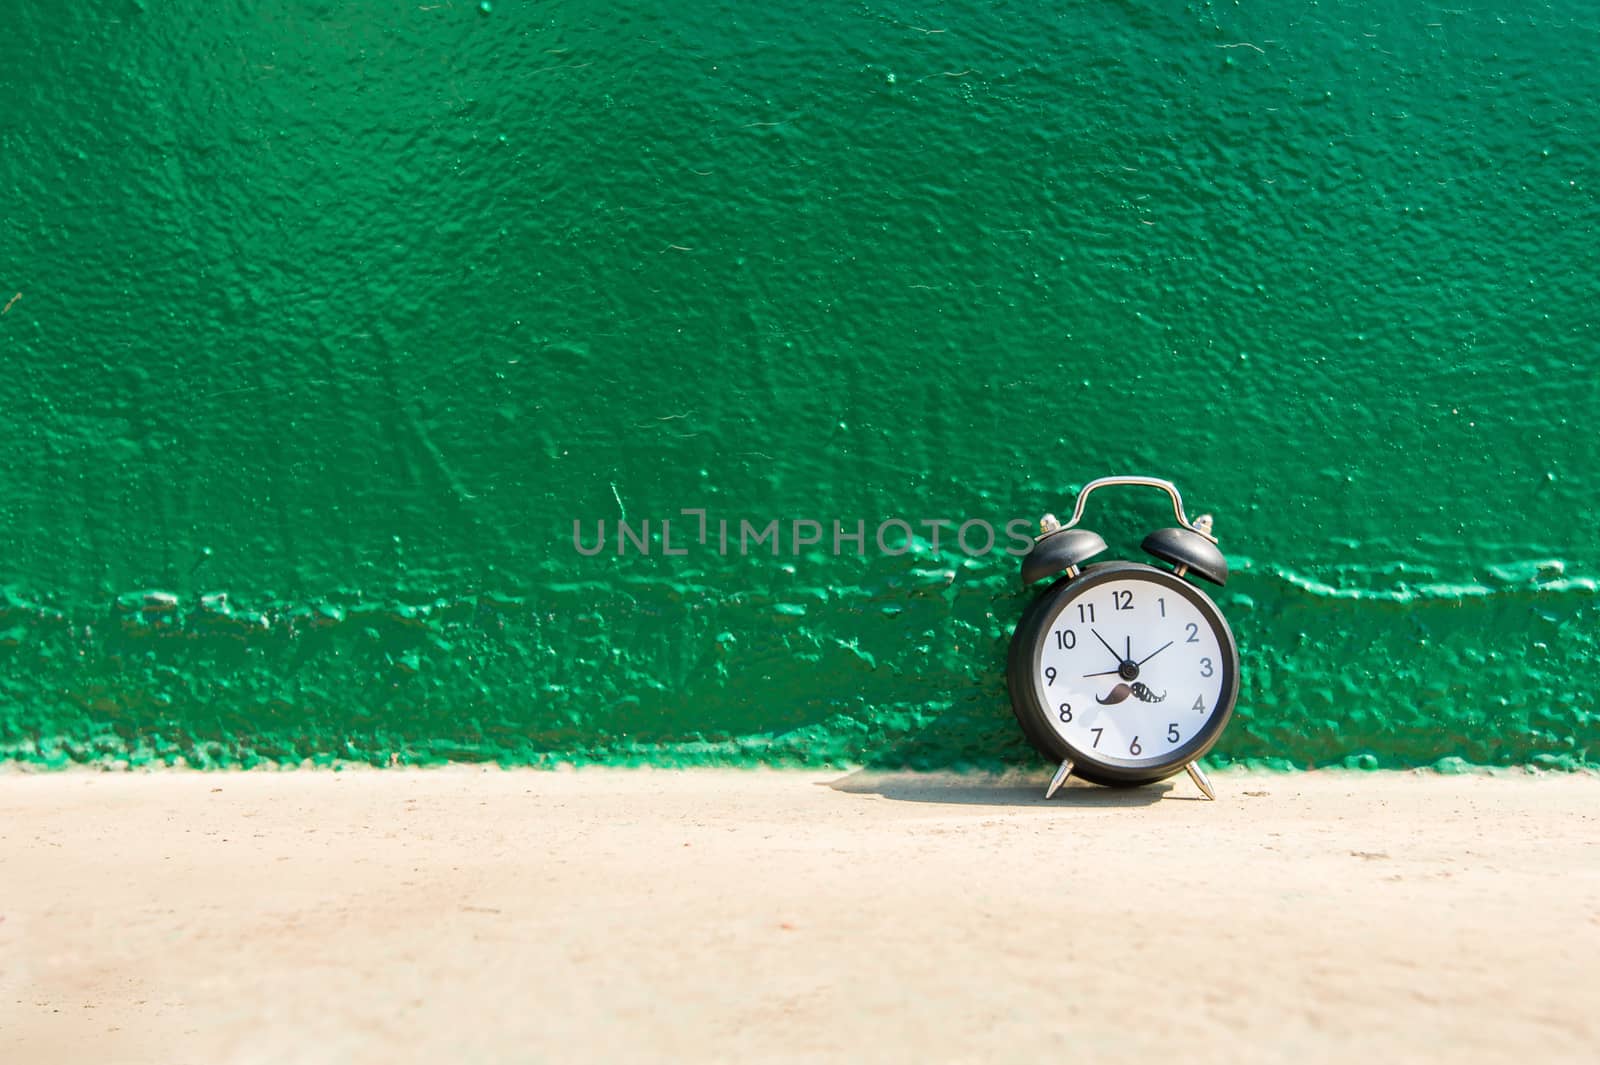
1025, 566, 1236, 774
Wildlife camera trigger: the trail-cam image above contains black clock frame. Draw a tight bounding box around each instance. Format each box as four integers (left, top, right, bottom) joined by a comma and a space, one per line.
1006, 560, 1240, 787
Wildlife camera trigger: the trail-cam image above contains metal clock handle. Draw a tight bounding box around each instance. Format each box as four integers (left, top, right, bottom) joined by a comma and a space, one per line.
1057, 475, 1218, 544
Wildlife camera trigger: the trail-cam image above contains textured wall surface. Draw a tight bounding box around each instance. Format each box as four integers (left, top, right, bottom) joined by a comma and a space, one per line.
1, 1, 1595, 769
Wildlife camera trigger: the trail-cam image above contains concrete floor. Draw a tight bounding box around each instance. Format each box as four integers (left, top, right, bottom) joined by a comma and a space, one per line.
2, 767, 1597, 1063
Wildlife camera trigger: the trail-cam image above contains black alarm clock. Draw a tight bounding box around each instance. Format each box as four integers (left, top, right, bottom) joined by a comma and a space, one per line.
1006, 476, 1239, 800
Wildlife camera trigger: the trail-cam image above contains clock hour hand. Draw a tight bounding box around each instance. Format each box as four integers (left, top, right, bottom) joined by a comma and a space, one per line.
1091, 628, 1122, 665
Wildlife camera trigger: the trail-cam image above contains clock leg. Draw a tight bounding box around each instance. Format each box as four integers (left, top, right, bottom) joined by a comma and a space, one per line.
1185, 761, 1216, 801
1045, 759, 1074, 799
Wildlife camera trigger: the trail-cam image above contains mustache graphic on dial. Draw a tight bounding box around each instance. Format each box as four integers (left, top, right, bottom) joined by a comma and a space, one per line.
1096, 682, 1167, 705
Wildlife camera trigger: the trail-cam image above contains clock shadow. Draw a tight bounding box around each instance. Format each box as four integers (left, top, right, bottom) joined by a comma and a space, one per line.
826, 770, 1175, 808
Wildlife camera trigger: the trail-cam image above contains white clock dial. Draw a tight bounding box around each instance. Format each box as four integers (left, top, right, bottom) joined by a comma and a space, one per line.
1033, 575, 1230, 768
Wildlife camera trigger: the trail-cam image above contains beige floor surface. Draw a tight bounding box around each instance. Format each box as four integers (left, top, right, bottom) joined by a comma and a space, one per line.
1, 767, 1597, 1064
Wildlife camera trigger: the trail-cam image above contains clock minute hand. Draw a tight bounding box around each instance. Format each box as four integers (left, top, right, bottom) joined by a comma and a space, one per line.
1091, 628, 1122, 665
1136, 640, 1174, 667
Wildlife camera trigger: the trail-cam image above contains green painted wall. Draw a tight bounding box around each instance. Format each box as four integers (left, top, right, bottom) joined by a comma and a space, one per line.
1, 1, 1595, 769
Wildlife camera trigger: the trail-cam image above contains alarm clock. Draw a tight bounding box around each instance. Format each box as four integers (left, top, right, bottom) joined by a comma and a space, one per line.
1006, 476, 1239, 800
